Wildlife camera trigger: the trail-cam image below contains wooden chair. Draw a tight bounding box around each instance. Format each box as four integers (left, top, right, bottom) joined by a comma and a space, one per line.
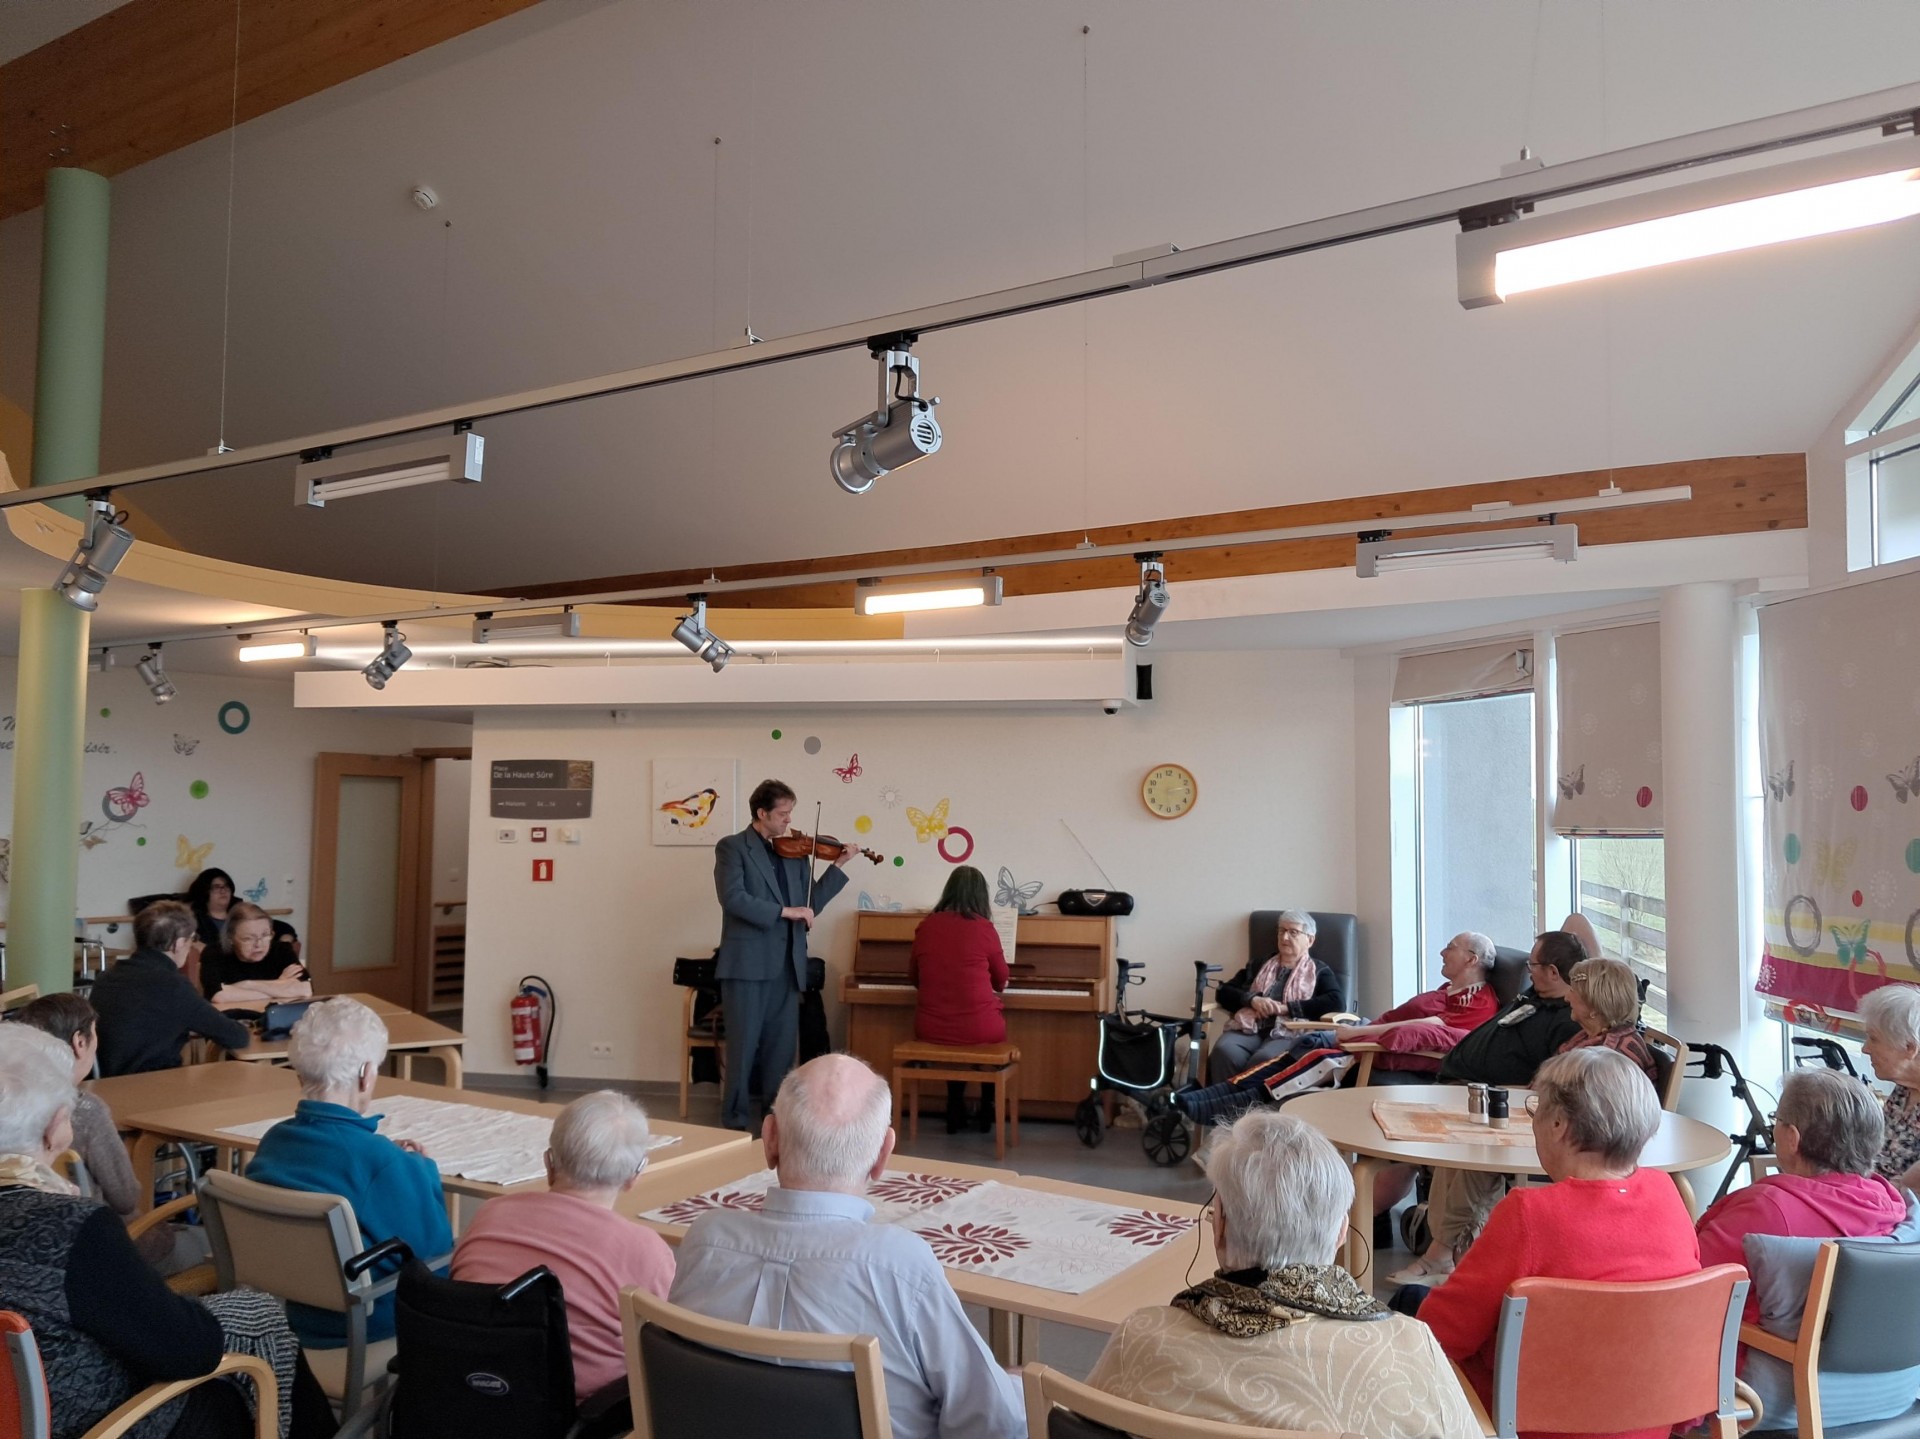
3, 1309, 277, 1439
1453, 1265, 1751, 1439
1740, 1239, 1920, 1438
126, 1192, 219, 1296
679, 986, 724, 1120
1645, 1026, 1690, 1111
1022, 1363, 1358, 1439
621, 1284, 893, 1439
0, 984, 40, 1013
890, 1040, 1020, 1160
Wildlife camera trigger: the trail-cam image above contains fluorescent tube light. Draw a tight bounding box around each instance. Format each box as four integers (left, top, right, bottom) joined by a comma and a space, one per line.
1459, 138, 1920, 307
474, 609, 580, 643
238, 635, 316, 662
1357, 525, 1578, 578
855, 575, 1003, 616
296, 431, 484, 507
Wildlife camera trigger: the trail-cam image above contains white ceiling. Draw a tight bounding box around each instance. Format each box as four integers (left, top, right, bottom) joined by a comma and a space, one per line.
0, 0, 1915, 650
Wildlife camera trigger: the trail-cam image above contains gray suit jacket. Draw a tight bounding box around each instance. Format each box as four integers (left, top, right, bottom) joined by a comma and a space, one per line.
713, 825, 850, 988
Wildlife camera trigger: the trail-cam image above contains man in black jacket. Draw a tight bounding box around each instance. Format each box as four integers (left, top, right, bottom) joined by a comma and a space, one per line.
90, 900, 252, 1075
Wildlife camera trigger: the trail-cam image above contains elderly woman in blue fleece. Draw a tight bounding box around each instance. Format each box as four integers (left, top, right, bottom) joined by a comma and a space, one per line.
245, 997, 452, 1346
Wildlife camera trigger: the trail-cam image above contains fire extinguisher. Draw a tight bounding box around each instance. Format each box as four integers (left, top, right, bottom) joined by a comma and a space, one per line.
511, 975, 556, 1089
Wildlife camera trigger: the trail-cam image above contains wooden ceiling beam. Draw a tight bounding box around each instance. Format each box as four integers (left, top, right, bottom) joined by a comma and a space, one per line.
494, 454, 1806, 609
0, 0, 543, 220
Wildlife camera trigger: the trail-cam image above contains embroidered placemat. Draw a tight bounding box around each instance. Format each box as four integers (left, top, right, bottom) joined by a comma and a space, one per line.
1372, 1100, 1537, 1146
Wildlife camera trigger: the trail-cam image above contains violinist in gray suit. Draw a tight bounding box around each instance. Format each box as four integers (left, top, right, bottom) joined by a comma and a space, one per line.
713, 778, 852, 1130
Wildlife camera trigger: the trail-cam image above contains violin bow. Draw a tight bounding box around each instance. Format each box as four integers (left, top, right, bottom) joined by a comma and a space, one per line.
805, 799, 822, 912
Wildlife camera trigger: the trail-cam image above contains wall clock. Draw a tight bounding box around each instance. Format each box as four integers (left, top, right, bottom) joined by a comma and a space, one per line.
1141, 763, 1198, 819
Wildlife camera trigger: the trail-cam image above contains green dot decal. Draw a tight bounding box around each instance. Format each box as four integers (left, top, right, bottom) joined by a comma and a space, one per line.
893, 855, 904, 867
99, 708, 110, 718
771, 729, 782, 740
136, 837, 146, 846
1907, 838, 1920, 875
189, 780, 210, 799
1784, 833, 1802, 865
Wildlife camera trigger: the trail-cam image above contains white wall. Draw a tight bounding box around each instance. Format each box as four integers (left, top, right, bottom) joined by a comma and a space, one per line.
461, 649, 1355, 1081
0, 660, 466, 950
430, 758, 471, 906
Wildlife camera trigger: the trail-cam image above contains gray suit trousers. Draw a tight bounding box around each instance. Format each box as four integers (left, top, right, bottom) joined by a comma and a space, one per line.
720, 975, 799, 1130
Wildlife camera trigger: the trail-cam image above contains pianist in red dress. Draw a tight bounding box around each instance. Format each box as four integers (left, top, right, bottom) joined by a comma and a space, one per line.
908, 865, 1010, 1133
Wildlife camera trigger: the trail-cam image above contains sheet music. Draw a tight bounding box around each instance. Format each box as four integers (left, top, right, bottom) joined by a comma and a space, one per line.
991, 902, 1020, 968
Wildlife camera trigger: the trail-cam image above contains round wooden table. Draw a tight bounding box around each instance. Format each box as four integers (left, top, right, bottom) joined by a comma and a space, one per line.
1287, 1083, 1733, 1288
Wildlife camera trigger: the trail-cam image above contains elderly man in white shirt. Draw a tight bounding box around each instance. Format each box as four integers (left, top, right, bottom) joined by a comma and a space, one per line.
669, 1052, 1026, 1439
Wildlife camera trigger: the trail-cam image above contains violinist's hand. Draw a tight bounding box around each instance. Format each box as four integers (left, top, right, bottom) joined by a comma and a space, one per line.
833, 849, 855, 868
781, 905, 816, 928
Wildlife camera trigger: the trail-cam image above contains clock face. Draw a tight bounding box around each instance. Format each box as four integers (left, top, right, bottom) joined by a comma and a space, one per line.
1142, 763, 1198, 819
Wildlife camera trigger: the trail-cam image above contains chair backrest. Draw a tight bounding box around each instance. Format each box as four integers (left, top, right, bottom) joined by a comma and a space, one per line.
1248, 912, 1357, 1010
621, 1285, 892, 1439
198, 1170, 365, 1313
1022, 1364, 1357, 1439
3, 1311, 51, 1439
1489, 947, 1531, 1006
389, 1261, 578, 1439
0, 986, 39, 1015
1643, 1028, 1688, 1111
1490, 1265, 1748, 1439
1810, 1239, 1920, 1376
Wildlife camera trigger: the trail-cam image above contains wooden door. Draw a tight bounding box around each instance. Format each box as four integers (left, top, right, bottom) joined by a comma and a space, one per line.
309, 753, 425, 1007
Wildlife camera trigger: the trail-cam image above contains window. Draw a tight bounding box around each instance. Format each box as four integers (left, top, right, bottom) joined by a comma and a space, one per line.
1871, 441, 1920, 567
1413, 692, 1538, 983
1850, 335, 1920, 567
1572, 835, 1668, 1030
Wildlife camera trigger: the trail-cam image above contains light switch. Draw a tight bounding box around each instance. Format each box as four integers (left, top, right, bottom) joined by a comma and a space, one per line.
497, 828, 517, 843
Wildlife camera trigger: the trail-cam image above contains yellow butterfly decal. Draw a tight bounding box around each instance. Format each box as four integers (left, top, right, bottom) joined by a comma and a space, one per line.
1813, 839, 1857, 887
177, 835, 214, 871
905, 798, 950, 843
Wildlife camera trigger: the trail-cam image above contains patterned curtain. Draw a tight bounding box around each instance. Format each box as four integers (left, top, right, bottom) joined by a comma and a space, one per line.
1552, 623, 1663, 836
1391, 641, 1532, 705
1758, 574, 1920, 1022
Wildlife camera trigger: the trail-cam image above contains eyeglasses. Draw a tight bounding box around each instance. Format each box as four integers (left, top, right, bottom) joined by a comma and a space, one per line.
1278, 927, 1311, 939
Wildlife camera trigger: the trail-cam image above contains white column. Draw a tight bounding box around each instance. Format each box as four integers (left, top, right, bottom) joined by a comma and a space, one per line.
1660, 582, 1746, 1119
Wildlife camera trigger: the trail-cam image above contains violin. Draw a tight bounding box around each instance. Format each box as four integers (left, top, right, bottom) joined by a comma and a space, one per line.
772, 829, 885, 865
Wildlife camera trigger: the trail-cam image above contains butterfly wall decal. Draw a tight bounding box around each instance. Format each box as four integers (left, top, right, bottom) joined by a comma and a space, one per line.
660, 788, 719, 829
995, 866, 1043, 914
905, 798, 950, 843
857, 891, 904, 912
102, 772, 150, 823
1556, 765, 1585, 799
1813, 839, 1857, 887
1766, 760, 1795, 802
1887, 756, 1920, 803
244, 877, 270, 903
173, 734, 200, 757
77, 822, 108, 851
833, 753, 862, 783
177, 835, 214, 871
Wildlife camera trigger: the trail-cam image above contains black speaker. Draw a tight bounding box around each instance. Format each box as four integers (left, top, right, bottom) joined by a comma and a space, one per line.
1058, 889, 1134, 917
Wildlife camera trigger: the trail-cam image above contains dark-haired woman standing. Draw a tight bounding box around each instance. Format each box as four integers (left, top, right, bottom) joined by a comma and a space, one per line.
908, 865, 1010, 1132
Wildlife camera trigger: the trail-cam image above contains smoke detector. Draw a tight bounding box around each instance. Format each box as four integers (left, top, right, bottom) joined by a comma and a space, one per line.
411, 185, 438, 211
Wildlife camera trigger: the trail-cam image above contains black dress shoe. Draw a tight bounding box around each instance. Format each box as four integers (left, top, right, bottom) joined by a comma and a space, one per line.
972, 1105, 996, 1133
945, 1100, 969, 1135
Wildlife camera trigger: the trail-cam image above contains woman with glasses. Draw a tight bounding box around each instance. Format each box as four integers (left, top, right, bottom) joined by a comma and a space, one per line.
1207, 911, 1344, 1083
1558, 958, 1659, 1087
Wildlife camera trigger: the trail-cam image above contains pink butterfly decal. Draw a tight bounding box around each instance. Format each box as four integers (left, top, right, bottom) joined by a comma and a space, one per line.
833, 753, 863, 783
103, 772, 150, 823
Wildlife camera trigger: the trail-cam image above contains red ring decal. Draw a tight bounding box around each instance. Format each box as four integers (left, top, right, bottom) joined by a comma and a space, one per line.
937, 826, 974, 863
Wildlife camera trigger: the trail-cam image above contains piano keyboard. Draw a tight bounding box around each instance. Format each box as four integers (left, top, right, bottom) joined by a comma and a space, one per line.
852, 982, 1088, 997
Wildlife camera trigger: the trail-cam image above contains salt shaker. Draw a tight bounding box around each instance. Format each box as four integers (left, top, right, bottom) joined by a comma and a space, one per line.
1466, 1082, 1489, 1120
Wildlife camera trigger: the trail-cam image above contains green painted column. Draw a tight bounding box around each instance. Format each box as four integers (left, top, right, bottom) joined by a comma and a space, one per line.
10, 168, 108, 997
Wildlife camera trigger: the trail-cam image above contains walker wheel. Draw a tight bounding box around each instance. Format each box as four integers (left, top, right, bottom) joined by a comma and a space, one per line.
1074, 1095, 1104, 1148
1143, 1110, 1191, 1167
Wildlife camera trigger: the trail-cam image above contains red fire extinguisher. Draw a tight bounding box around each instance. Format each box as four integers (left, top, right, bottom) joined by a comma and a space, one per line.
511, 975, 555, 1089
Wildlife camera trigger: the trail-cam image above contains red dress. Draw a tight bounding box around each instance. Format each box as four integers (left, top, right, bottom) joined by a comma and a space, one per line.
908, 911, 1009, 1046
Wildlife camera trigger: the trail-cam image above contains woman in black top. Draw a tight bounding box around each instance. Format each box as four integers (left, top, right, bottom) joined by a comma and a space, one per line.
184, 868, 238, 956
199, 902, 308, 1001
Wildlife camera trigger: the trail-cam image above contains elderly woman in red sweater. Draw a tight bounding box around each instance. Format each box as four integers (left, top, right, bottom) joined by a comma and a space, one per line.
1418, 1047, 1701, 1439
908, 865, 1010, 1133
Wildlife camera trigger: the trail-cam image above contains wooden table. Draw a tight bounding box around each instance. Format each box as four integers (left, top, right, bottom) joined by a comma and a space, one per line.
1288, 1083, 1733, 1288
213, 991, 408, 1017
213, 992, 464, 1087
618, 1146, 1213, 1365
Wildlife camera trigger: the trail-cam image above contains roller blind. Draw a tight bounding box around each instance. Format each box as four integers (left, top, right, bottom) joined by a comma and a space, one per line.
1391, 642, 1533, 705
1552, 623, 1663, 836
1757, 572, 1920, 1022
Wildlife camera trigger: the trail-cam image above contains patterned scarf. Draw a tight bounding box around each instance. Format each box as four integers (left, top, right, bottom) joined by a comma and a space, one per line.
1173, 1263, 1389, 1337
0, 1153, 79, 1196
1226, 952, 1319, 1034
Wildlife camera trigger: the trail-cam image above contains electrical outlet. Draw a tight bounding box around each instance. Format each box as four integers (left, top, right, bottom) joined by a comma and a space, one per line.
589, 1041, 613, 1060
497, 828, 517, 843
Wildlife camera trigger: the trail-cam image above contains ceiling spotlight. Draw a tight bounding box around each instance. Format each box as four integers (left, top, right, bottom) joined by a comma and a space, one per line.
473, 608, 580, 643
671, 597, 733, 672
854, 574, 1003, 616
237, 633, 316, 662
362, 625, 413, 689
297, 429, 484, 507
53, 495, 135, 612
829, 338, 943, 495
134, 646, 176, 704
1125, 555, 1170, 647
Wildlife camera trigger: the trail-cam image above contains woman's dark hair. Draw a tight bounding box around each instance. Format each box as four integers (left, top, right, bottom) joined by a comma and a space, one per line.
222, 901, 274, 954
16, 992, 97, 1049
134, 899, 198, 953
932, 866, 992, 921
748, 779, 796, 821
184, 868, 237, 914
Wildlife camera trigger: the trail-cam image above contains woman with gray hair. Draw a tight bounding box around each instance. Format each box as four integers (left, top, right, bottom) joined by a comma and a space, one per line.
1861, 982, 1920, 1190
454, 1090, 675, 1403
1089, 1108, 1480, 1438
1208, 910, 1344, 1082
1696, 1069, 1908, 1320
1419, 1047, 1701, 1430
246, 996, 454, 1349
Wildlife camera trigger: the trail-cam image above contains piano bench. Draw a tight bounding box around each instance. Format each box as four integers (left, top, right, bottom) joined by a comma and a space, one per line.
890, 1042, 1022, 1161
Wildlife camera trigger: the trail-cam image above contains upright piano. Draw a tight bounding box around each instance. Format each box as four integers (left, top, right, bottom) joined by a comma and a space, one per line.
843, 910, 1115, 1118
